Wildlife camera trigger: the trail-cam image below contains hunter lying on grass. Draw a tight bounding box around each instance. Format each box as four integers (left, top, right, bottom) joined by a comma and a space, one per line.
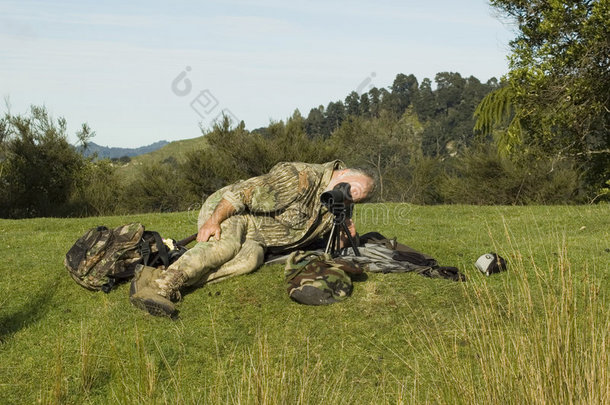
130, 160, 375, 317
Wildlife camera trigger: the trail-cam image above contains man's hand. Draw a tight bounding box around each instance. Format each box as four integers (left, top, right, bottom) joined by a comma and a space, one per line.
197, 219, 222, 242
196, 198, 237, 242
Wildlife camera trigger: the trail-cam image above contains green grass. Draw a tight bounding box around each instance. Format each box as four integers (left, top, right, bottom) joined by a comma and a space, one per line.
0, 204, 608, 404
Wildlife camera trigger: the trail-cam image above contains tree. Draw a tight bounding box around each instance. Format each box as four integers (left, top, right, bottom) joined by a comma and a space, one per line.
390, 73, 419, 115
378, 88, 394, 114
344, 91, 360, 116
304, 106, 326, 137
0, 106, 89, 218
477, 0, 610, 188
324, 101, 345, 136
413, 78, 436, 121
329, 109, 425, 200
420, 73, 496, 156
359, 93, 371, 117
435, 72, 465, 113
182, 114, 336, 203
368, 87, 382, 117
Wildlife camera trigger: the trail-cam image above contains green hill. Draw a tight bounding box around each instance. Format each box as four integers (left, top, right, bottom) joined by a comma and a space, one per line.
129, 135, 208, 165
116, 135, 208, 181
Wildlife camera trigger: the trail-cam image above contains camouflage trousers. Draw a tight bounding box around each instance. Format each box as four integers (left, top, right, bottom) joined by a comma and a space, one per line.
167, 215, 264, 287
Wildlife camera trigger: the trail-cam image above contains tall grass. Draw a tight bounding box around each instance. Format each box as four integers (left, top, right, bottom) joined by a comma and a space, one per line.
398, 231, 609, 404
37, 242, 607, 404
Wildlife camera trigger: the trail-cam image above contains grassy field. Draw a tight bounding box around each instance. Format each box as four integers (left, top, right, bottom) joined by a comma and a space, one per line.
0, 204, 608, 404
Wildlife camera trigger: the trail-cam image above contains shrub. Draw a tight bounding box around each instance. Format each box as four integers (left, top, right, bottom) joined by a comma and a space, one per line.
0, 106, 89, 218
68, 159, 126, 217
439, 145, 585, 204
181, 114, 336, 204
124, 160, 191, 213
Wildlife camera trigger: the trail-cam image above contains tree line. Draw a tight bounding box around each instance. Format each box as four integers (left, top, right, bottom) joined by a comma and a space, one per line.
1, 0, 608, 218
0, 71, 588, 219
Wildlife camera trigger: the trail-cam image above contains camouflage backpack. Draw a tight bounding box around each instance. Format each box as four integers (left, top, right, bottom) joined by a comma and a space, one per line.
64, 223, 187, 292
284, 251, 364, 305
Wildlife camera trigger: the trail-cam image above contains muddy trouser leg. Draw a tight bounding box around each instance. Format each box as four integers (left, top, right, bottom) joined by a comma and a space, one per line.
166, 215, 264, 289
167, 215, 247, 287
199, 238, 264, 284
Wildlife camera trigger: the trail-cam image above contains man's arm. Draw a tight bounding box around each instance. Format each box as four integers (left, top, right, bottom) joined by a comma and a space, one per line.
223, 162, 302, 215
197, 198, 237, 242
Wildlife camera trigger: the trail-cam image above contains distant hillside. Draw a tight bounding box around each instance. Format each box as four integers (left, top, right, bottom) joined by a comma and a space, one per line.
81, 140, 170, 159
116, 135, 208, 182
128, 135, 207, 165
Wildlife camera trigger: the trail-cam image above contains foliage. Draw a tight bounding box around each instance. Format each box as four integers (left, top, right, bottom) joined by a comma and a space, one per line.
383, 156, 444, 204
479, 0, 610, 187
439, 144, 584, 204
473, 85, 521, 153
0, 106, 89, 218
181, 114, 337, 202
593, 179, 610, 202
69, 159, 126, 217
304, 72, 499, 159
330, 109, 426, 201
5, 52, 606, 219
125, 159, 191, 213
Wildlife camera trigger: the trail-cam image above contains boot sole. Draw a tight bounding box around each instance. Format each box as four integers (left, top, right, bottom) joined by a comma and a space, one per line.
130, 295, 178, 318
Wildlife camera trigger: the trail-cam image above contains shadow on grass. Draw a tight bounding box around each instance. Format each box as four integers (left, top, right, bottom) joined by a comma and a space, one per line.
0, 281, 59, 343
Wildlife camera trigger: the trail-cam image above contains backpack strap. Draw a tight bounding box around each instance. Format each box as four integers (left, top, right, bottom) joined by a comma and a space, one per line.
140, 237, 152, 266
141, 231, 170, 268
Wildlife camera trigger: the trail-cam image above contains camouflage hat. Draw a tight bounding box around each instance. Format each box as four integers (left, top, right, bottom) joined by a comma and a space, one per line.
284, 251, 363, 305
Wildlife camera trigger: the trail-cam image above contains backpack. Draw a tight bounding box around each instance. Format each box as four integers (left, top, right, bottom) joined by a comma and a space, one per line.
64, 223, 188, 292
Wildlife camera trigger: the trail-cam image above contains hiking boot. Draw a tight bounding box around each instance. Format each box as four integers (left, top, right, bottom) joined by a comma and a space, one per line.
130, 286, 178, 318
155, 268, 188, 302
129, 265, 187, 318
129, 264, 164, 298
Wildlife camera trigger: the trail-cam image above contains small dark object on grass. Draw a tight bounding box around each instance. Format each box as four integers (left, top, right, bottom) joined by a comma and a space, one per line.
475, 253, 507, 276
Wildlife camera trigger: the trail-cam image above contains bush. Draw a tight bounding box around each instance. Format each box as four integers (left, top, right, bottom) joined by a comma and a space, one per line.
69, 159, 126, 217
439, 145, 585, 204
0, 106, 89, 218
124, 160, 192, 213
181, 114, 336, 204
384, 156, 444, 204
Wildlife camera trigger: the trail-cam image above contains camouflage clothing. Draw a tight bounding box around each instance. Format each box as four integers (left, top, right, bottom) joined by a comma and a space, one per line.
284, 251, 364, 305
197, 161, 344, 251
171, 160, 345, 287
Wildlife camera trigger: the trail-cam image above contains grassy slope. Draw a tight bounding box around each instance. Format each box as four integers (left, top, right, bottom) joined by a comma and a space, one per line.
128, 135, 207, 165
115, 135, 207, 183
0, 205, 608, 404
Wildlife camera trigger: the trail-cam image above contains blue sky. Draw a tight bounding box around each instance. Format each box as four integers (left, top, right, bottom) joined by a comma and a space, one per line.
0, 0, 515, 148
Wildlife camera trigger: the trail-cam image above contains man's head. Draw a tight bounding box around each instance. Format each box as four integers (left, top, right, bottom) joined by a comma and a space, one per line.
328, 168, 376, 203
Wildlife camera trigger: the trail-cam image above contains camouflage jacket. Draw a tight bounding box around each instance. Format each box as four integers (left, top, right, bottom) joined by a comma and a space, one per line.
197, 160, 345, 252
